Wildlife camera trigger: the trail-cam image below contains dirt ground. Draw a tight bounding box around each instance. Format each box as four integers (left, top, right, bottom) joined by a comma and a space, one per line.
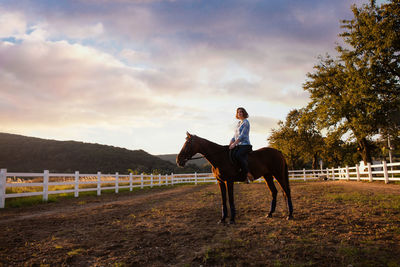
1, 180, 400, 266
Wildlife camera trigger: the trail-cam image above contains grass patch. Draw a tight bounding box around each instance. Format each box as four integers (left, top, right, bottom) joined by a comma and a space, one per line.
3, 183, 192, 209
5, 196, 57, 208
324, 191, 400, 211
67, 248, 85, 256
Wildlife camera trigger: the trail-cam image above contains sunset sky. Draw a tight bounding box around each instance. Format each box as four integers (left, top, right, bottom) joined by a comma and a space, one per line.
0, 0, 386, 155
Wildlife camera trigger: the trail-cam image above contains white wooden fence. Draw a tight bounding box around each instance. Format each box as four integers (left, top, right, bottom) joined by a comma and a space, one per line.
287, 161, 400, 182
0, 161, 399, 208
0, 170, 215, 208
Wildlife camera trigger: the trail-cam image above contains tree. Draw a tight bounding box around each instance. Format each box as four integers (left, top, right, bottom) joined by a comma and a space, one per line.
297, 109, 325, 169
268, 119, 304, 170
268, 109, 324, 169
303, 0, 400, 164
321, 131, 361, 168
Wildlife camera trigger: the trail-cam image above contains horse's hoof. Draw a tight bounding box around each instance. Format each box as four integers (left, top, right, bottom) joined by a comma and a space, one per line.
287, 215, 294, 220
218, 219, 226, 225
266, 213, 273, 218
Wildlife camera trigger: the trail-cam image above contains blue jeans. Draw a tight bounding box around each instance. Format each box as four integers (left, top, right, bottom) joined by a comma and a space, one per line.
232, 145, 252, 177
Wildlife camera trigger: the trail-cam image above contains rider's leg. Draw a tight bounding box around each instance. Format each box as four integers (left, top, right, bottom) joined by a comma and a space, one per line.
235, 145, 252, 180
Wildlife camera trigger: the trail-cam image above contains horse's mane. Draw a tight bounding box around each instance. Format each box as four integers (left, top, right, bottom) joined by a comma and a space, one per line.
191, 135, 229, 152
192, 135, 219, 146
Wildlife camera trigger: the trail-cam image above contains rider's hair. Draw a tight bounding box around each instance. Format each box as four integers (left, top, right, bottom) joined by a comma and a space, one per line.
236, 107, 249, 119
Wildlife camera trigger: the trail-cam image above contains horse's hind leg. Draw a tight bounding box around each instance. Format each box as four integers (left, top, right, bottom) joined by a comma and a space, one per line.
264, 175, 277, 218
282, 186, 293, 220
275, 172, 294, 220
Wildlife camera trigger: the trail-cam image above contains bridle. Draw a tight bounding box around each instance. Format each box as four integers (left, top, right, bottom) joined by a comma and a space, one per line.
180, 137, 203, 162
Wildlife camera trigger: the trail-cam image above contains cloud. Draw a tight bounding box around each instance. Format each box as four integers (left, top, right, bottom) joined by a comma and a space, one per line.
119, 48, 150, 64
0, 0, 376, 153
1, 1, 360, 105
0, 29, 182, 130
57, 22, 104, 39
0, 10, 26, 38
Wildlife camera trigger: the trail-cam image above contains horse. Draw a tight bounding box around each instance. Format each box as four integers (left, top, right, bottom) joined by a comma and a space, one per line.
176, 132, 293, 224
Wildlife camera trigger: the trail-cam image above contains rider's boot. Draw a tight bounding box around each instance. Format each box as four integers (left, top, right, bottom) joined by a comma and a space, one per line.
247, 172, 254, 183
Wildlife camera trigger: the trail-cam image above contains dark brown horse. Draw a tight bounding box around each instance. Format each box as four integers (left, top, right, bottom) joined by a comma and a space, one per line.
176, 132, 293, 224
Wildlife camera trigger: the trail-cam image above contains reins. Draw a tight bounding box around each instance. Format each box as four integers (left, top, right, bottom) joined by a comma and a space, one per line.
186, 148, 229, 161
188, 155, 204, 160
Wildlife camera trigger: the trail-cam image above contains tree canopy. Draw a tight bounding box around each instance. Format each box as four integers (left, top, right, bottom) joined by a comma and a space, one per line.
270, 0, 399, 167
302, 0, 400, 164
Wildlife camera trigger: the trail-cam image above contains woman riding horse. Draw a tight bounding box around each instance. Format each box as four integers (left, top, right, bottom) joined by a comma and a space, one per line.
177, 133, 294, 224
229, 107, 253, 182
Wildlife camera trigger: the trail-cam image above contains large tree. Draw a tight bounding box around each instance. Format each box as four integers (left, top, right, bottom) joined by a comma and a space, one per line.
303, 0, 400, 164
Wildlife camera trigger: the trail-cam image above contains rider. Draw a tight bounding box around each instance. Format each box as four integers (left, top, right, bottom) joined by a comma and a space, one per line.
229, 107, 253, 182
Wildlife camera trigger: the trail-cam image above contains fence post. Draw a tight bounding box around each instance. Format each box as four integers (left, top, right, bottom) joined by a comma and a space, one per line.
115, 172, 119, 193
356, 164, 360, 182
331, 167, 335, 181
195, 172, 198, 185
74, 171, 79, 197
43, 170, 49, 201
129, 173, 133, 191
171, 173, 174, 185
141, 173, 144, 189
0, 169, 7, 208
158, 174, 161, 186
150, 174, 153, 188
97, 172, 101, 196
383, 161, 389, 184
368, 163, 373, 182
303, 169, 306, 181
346, 166, 350, 181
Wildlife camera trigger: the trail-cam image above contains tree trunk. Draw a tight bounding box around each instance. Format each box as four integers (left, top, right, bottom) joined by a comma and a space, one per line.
312, 153, 318, 169
358, 137, 372, 165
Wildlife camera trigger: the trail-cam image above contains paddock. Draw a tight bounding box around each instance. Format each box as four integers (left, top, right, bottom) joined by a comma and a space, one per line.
0, 181, 399, 266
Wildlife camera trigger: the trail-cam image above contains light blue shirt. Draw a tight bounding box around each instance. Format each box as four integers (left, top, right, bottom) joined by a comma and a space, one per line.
231, 119, 251, 145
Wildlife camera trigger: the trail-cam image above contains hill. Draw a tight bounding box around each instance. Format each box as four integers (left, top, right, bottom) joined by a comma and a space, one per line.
0, 133, 206, 174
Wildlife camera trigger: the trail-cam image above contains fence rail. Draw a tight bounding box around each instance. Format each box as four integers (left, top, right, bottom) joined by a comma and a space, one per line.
1, 161, 399, 208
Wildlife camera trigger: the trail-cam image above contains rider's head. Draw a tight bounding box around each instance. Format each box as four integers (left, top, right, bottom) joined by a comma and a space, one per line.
236, 107, 249, 120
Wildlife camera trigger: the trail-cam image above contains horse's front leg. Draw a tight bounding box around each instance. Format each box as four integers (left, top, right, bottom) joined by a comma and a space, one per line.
227, 181, 236, 224
218, 181, 228, 224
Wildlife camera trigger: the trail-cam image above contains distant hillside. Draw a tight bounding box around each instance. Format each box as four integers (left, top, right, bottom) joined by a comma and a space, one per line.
0, 133, 206, 174
157, 154, 210, 168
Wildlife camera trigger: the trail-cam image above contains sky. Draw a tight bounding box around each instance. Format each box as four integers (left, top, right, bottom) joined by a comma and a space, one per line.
0, 0, 386, 155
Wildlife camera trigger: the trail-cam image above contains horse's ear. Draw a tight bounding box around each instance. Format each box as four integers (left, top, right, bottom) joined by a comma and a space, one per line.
186, 132, 192, 138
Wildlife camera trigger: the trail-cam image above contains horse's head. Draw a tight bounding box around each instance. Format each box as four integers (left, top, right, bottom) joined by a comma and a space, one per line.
176, 132, 200, 167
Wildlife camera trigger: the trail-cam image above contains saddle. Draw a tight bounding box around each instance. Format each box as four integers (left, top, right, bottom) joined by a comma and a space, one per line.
228, 146, 253, 165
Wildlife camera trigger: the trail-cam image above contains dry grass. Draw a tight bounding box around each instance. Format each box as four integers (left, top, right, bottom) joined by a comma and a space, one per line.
1, 181, 399, 266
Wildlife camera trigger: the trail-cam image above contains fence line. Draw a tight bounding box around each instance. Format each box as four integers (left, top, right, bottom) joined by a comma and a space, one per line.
0, 161, 399, 208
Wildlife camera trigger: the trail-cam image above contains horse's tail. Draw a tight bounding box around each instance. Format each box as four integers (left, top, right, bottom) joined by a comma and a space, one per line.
285, 161, 290, 186
282, 154, 291, 192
